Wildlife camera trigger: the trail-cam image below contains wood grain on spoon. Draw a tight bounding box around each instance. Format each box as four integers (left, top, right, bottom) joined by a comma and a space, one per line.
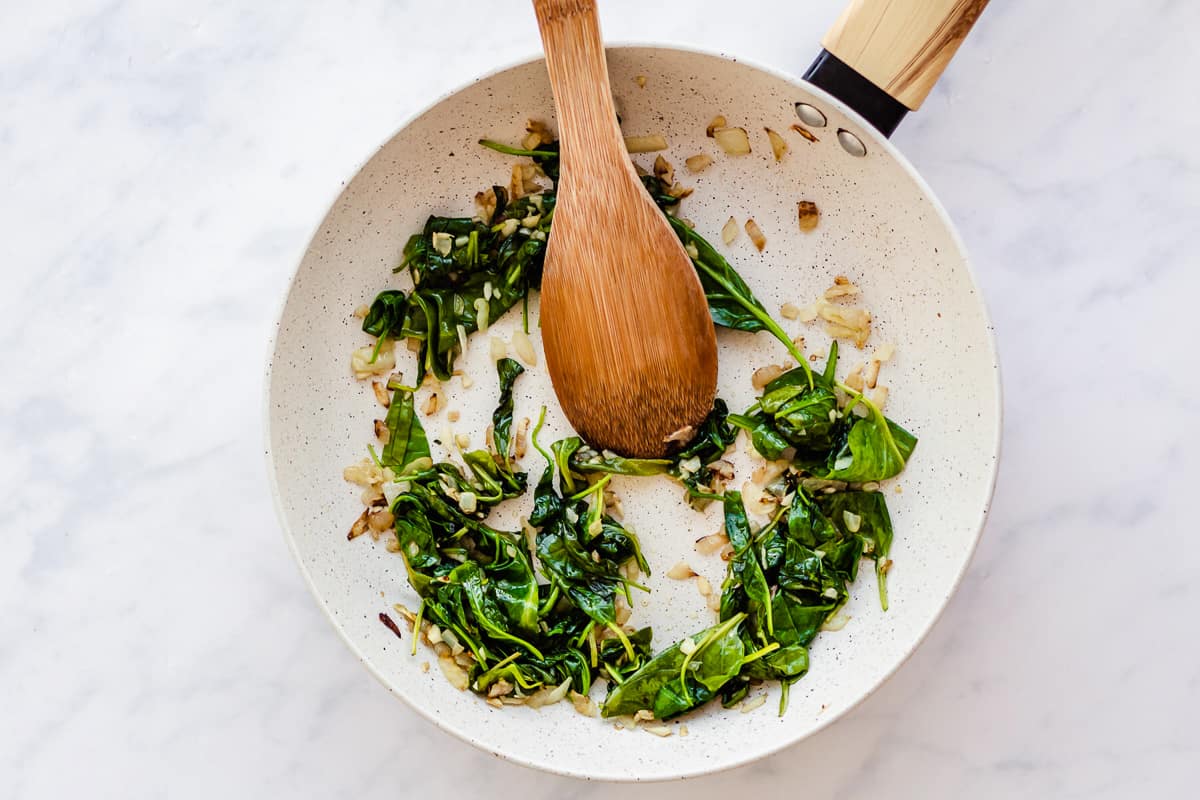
532, 0, 718, 457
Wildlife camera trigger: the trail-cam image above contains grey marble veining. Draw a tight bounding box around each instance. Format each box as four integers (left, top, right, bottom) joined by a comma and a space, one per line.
2, 1, 1197, 797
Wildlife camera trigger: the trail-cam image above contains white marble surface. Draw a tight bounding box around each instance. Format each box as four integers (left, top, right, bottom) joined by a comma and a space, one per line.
2, 1, 1197, 797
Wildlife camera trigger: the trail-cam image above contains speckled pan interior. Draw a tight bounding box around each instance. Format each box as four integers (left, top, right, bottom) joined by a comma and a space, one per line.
266, 46, 1001, 781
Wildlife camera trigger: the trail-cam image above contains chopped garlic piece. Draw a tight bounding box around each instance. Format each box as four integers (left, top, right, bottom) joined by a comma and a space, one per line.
713, 126, 751, 155
798, 201, 820, 232
721, 216, 739, 244
431, 231, 453, 256
765, 127, 788, 161
624, 134, 668, 153
667, 562, 697, 580
512, 328, 537, 366
744, 218, 766, 251
351, 343, 396, 380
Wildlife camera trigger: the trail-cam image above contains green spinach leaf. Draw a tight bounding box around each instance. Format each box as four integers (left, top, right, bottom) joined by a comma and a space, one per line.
381, 387, 431, 472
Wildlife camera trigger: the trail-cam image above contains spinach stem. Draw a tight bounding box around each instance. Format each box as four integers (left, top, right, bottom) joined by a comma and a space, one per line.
410, 599, 426, 657
690, 257, 813, 387
606, 622, 636, 661
537, 583, 560, 617
678, 613, 746, 703
368, 334, 387, 364
568, 473, 610, 501
575, 620, 595, 649
478, 651, 521, 686
753, 505, 789, 546
741, 641, 780, 665
530, 406, 553, 464
605, 662, 627, 685
477, 138, 558, 158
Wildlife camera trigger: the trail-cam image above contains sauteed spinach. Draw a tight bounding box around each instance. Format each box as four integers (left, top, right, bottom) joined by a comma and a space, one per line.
362, 136, 806, 384
351, 129, 918, 721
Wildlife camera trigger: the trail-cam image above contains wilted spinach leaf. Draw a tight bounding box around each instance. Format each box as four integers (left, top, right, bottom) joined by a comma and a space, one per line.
818, 490, 895, 610
812, 405, 917, 482
492, 357, 524, 470
381, 387, 431, 472
601, 614, 747, 719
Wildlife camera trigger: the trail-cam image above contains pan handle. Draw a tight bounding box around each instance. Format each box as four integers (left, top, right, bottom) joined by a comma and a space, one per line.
803, 0, 989, 137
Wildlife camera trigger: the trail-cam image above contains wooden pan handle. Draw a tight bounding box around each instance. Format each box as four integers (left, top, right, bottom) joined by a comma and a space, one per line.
822, 0, 989, 110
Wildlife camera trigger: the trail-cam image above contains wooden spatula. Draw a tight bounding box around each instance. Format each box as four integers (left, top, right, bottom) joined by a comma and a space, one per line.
532, 0, 718, 457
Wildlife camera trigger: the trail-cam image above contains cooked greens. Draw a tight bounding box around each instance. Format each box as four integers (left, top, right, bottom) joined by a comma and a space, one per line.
361, 197, 550, 381
362, 135, 791, 388
382, 361, 650, 699
349, 127, 919, 723
599, 485, 888, 717
565, 399, 738, 504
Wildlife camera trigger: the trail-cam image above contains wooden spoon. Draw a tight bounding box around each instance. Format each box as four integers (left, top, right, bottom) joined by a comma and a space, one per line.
532, 0, 718, 457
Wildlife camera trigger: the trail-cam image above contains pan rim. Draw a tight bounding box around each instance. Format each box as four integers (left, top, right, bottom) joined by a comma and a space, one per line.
263, 40, 1003, 782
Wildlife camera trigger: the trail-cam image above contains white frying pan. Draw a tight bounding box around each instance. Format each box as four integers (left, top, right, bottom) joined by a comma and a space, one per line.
266, 0, 1000, 782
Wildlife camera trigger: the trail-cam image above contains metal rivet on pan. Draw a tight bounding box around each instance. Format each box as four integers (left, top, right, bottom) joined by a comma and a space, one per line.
795, 102, 827, 128
836, 128, 867, 157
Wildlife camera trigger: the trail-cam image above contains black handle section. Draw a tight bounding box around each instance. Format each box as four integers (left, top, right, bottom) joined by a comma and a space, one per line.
803, 50, 908, 138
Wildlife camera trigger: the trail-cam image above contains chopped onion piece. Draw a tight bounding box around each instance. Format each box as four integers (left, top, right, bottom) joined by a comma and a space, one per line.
791, 123, 819, 143
865, 357, 881, 389
371, 380, 390, 407
822, 612, 852, 632
706, 114, 727, 137
653, 154, 674, 185
824, 275, 860, 299
474, 297, 490, 332
437, 655, 469, 691
798, 200, 820, 233
570, 690, 599, 717
684, 153, 714, 172
744, 218, 766, 251
713, 126, 751, 155
525, 678, 572, 709
752, 363, 787, 390
695, 532, 730, 555
741, 694, 767, 713
765, 127, 788, 161
351, 343, 396, 380
721, 216, 739, 244
667, 562, 697, 580
512, 328, 537, 365
844, 362, 865, 392
624, 134, 668, 153
431, 231, 453, 256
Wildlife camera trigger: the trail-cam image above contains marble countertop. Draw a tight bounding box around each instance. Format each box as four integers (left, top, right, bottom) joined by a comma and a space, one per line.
3, 1, 1196, 797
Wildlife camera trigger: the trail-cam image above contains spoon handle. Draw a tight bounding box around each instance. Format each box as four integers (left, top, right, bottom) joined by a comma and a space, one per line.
532, 0, 626, 176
